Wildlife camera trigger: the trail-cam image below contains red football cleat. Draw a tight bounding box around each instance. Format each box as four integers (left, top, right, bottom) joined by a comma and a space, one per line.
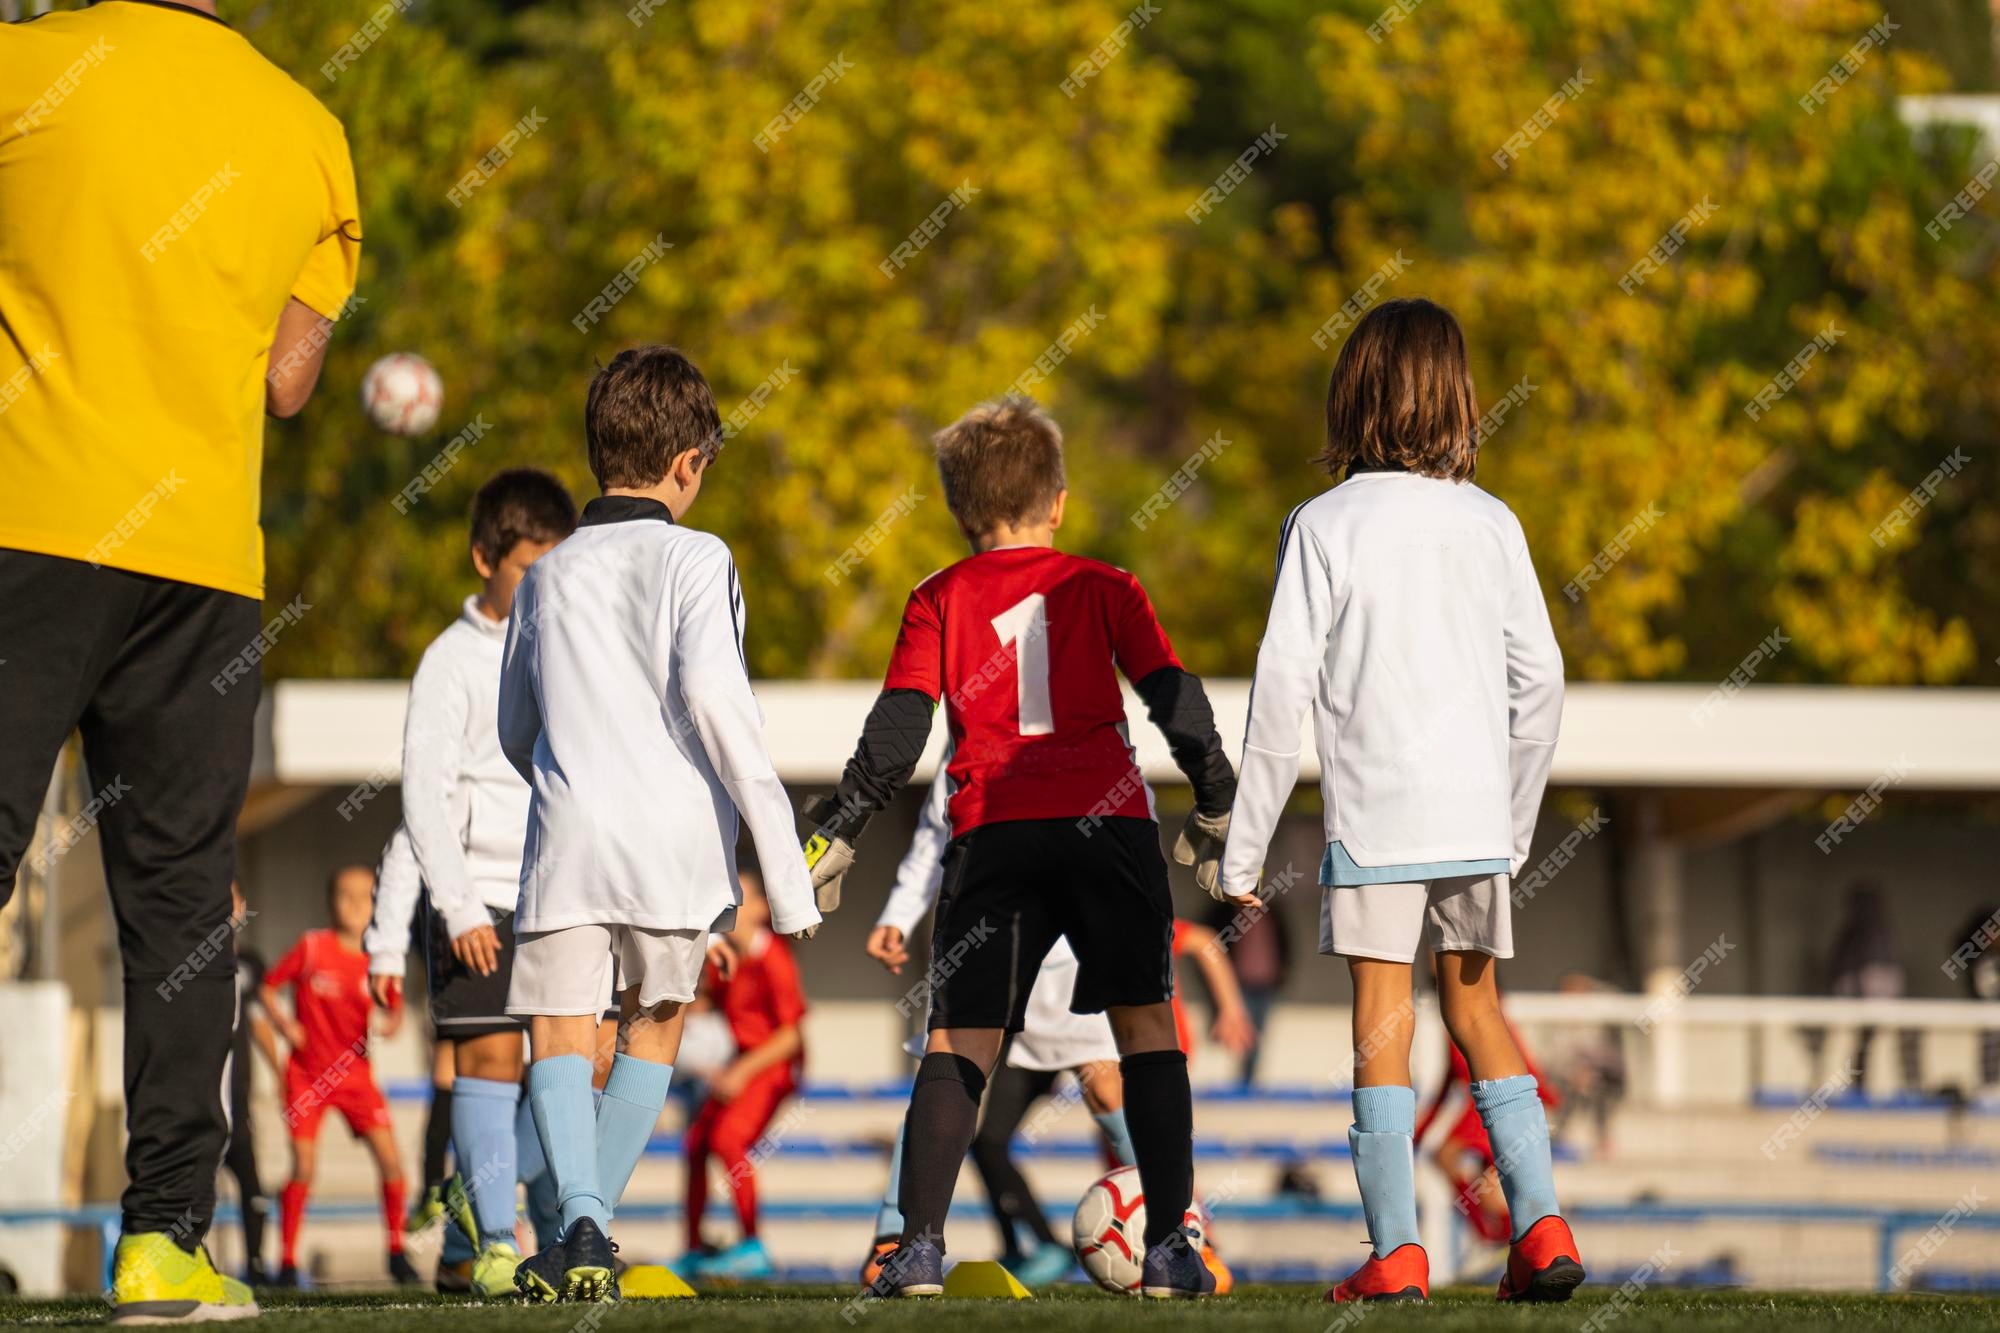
1324, 1243, 1428, 1303
859, 1238, 898, 1287
1497, 1215, 1586, 1303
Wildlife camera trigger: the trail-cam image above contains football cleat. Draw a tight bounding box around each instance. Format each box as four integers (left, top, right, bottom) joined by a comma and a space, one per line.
1012, 1241, 1075, 1288
442, 1173, 480, 1250
513, 1238, 568, 1305
1325, 1242, 1429, 1303
433, 1258, 473, 1294
469, 1240, 521, 1299
863, 1236, 942, 1298
1497, 1215, 1585, 1303
404, 1183, 445, 1235
1200, 1243, 1234, 1296
1140, 1225, 1216, 1299
561, 1217, 620, 1303
388, 1250, 421, 1286
108, 1232, 260, 1324
698, 1238, 775, 1282
858, 1238, 898, 1286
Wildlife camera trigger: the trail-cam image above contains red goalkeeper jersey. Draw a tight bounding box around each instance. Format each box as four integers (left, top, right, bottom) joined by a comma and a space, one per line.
882, 546, 1180, 834
266, 928, 384, 1074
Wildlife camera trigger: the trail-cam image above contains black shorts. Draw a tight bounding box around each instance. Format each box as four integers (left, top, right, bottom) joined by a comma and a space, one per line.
925, 816, 1175, 1033
424, 899, 525, 1038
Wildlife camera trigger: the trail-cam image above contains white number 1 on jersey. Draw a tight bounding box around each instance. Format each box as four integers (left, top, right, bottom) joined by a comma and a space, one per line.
990, 593, 1053, 736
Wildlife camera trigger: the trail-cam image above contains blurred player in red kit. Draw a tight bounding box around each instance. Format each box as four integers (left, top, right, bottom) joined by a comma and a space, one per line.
682, 869, 807, 1280
261, 864, 416, 1286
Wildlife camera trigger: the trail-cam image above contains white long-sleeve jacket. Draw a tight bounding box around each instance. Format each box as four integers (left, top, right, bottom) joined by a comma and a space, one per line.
875, 760, 953, 939
1220, 471, 1565, 897
400, 595, 532, 943
497, 500, 820, 937
363, 821, 424, 976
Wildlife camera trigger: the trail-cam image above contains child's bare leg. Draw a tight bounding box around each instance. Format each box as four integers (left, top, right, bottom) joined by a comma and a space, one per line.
617, 990, 688, 1064
1434, 949, 1556, 1242
361, 1123, 408, 1256
590, 1015, 619, 1088
1435, 950, 1526, 1081
926, 1025, 1004, 1072
596, 990, 685, 1219
1348, 959, 1416, 1086
1345, 957, 1421, 1260
1077, 1059, 1134, 1165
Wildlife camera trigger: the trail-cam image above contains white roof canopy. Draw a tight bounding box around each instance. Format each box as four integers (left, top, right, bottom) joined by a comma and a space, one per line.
257, 680, 2000, 793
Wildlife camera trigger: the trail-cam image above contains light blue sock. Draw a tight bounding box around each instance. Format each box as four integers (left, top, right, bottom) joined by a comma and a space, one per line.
874, 1116, 907, 1240
1092, 1107, 1136, 1167
514, 1093, 561, 1250
596, 1054, 673, 1222
451, 1076, 521, 1244
1349, 1084, 1420, 1257
1471, 1074, 1560, 1241
528, 1055, 606, 1235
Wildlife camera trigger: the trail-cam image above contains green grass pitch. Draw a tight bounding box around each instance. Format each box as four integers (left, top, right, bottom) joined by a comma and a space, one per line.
8, 1288, 2000, 1331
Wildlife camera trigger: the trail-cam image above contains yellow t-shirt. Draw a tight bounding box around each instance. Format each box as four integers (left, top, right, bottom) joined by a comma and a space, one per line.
0, 0, 361, 600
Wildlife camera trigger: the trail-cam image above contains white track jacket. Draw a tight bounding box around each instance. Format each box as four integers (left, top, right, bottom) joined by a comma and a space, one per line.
1220, 471, 1565, 897
497, 499, 819, 938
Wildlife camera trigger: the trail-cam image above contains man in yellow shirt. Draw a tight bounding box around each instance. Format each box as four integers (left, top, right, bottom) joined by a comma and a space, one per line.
0, 1, 360, 1320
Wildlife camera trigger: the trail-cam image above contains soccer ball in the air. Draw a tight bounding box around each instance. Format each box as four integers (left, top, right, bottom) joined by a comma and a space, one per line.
360, 352, 443, 436
1072, 1166, 1207, 1293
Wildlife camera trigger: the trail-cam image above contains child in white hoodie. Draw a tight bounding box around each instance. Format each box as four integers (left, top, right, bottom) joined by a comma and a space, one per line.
1219, 299, 1581, 1305
366, 468, 576, 1297
498, 346, 822, 1304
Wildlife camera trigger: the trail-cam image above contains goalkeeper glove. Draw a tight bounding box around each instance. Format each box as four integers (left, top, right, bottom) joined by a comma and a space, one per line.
1171, 808, 1232, 902
800, 793, 856, 919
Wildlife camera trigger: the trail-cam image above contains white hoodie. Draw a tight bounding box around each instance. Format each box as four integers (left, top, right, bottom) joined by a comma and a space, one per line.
1220, 471, 1564, 897
398, 594, 531, 944
497, 500, 819, 937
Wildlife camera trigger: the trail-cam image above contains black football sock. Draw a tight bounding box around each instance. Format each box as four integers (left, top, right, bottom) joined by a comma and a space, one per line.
1121, 1049, 1195, 1250
896, 1053, 988, 1252
424, 1083, 454, 1188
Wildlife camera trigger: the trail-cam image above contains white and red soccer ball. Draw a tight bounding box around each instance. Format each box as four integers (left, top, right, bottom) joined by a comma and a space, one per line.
360, 352, 443, 436
1070, 1166, 1209, 1294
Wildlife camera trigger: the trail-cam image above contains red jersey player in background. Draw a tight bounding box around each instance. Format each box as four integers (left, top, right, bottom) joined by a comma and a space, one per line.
681, 868, 808, 1281
804, 397, 1248, 1299
261, 864, 415, 1287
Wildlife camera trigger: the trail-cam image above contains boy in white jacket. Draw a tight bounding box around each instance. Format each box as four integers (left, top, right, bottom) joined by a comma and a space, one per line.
498, 346, 823, 1303
1220, 299, 1582, 1305
365, 468, 577, 1297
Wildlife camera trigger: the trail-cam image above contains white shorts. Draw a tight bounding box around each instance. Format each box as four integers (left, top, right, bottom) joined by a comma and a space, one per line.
507, 923, 708, 1016
1319, 873, 1514, 962
901, 937, 1119, 1071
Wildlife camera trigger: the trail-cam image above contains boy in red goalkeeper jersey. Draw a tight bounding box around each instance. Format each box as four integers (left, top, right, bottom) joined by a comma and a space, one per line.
804, 397, 1247, 1299
261, 864, 414, 1286
682, 869, 807, 1280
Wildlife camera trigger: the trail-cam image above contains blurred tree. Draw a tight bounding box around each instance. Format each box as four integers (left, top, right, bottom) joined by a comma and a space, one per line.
81, 0, 1995, 686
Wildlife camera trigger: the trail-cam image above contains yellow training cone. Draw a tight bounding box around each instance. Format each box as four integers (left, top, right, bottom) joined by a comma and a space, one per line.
943, 1260, 1032, 1299
621, 1264, 698, 1298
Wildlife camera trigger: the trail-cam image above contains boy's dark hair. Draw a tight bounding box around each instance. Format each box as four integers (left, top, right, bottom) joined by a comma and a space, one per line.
1319, 298, 1480, 483
585, 345, 724, 489
932, 396, 1066, 537
470, 468, 578, 567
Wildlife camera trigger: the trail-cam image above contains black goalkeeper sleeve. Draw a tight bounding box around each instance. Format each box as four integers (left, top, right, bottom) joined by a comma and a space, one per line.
1133, 666, 1237, 816
812, 687, 936, 846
